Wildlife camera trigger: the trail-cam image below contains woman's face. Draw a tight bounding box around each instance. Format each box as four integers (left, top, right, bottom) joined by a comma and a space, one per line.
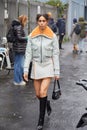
37, 16, 48, 30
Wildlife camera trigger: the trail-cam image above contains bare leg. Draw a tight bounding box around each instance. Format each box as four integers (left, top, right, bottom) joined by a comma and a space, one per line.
34, 79, 42, 98
34, 78, 52, 130
40, 77, 51, 97
34, 77, 52, 98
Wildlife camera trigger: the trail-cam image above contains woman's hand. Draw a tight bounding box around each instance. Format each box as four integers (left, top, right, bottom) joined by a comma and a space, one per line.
23, 73, 28, 82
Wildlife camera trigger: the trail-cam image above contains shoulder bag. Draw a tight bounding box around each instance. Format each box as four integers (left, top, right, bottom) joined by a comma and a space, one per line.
52, 79, 61, 100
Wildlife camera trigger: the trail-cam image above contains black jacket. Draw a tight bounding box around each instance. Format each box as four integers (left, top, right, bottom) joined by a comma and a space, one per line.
12, 19, 27, 54
56, 18, 66, 35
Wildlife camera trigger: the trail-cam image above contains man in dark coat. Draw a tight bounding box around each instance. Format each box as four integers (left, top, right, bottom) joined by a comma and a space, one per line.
47, 12, 57, 33
56, 15, 66, 49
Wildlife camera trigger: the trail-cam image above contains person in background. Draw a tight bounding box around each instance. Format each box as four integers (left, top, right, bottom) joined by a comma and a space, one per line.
78, 17, 87, 53
70, 18, 80, 53
56, 14, 66, 49
23, 14, 60, 130
12, 15, 28, 86
47, 12, 54, 28
47, 12, 57, 34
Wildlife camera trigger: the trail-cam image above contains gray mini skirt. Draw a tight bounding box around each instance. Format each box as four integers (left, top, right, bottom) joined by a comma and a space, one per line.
31, 59, 54, 79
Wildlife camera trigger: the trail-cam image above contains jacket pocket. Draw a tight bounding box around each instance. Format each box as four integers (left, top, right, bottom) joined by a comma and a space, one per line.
32, 46, 39, 58
45, 46, 53, 57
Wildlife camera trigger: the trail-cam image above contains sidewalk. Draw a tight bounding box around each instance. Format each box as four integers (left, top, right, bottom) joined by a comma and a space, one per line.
0, 42, 87, 130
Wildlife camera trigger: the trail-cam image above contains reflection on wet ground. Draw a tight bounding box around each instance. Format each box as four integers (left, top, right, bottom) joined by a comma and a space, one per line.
1, 42, 87, 130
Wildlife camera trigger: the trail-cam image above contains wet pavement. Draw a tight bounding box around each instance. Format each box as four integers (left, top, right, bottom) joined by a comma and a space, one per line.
1, 42, 87, 130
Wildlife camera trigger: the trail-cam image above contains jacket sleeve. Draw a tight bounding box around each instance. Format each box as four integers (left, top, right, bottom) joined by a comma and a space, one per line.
24, 36, 32, 73
15, 26, 27, 43
52, 34, 60, 76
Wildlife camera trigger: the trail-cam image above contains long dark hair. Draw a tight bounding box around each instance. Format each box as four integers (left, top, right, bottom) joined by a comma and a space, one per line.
36, 14, 49, 22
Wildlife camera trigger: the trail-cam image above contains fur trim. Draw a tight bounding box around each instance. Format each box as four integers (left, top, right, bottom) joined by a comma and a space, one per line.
30, 26, 54, 38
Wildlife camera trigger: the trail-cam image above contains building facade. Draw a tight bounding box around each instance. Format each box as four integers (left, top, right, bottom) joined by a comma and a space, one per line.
0, 0, 87, 39
0, 0, 28, 38
0, 0, 57, 40
67, 0, 87, 36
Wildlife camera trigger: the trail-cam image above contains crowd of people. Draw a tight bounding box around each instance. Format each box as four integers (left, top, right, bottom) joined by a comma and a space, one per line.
47, 12, 87, 53
6, 12, 87, 130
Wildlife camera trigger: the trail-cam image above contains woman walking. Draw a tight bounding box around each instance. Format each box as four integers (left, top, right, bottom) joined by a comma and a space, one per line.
23, 14, 60, 130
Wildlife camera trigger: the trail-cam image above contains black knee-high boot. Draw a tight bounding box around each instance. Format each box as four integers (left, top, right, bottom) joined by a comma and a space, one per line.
37, 96, 47, 130
37, 97, 52, 116
47, 100, 52, 116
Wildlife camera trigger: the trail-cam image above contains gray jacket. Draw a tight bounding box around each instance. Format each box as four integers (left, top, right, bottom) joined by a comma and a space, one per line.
24, 26, 60, 76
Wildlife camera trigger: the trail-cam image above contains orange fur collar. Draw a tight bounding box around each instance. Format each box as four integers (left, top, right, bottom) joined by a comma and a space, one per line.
30, 26, 54, 38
